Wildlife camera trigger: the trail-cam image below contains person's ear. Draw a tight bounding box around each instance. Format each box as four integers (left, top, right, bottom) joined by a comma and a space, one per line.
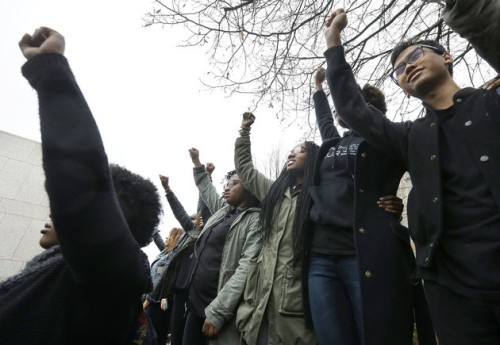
443, 52, 453, 67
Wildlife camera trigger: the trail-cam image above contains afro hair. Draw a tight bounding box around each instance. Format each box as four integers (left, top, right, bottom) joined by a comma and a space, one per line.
110, 164, 163, 247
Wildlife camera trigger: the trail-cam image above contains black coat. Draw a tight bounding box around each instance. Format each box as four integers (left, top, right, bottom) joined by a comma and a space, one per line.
302, 90, 436, 345
0, 53, 155, 344
324, 45, 500, 270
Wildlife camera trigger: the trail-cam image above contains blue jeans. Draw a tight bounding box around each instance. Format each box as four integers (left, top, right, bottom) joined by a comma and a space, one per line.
308, 253, 363, 345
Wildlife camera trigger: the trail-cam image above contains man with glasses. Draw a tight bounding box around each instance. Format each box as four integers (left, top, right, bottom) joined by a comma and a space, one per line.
322, 8, 500, 345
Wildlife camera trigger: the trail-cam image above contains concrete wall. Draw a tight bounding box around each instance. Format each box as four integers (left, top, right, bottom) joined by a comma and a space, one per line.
0, 130, 49, 281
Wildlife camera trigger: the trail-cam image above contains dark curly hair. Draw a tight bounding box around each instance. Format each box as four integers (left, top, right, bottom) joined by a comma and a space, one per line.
390, 39, 453, 77
224, 169, 260, 208
110, 164, 163, 247
362, 84, 387, 114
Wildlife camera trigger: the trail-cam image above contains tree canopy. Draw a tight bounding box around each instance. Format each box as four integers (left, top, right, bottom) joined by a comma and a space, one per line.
145, 0, 496, 133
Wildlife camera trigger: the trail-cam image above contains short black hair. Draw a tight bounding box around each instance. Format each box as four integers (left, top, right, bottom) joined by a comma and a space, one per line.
361, 84, 387, 114
110, 164, 162, 247
390, 39, 453, 77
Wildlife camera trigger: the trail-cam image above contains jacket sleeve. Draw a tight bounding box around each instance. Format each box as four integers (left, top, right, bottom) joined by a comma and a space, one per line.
313, 90, 341, 141
22, 53, 147, 288
152, 228, 166, 251
234, 135, 275, 201
166, 191, 195, 231
193, 165, 227, 214
204, 212, 263, 329
442, 0, 500, 73
325, 46, 411, 167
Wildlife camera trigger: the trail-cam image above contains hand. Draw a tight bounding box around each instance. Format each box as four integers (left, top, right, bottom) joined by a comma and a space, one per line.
315, 67, 326, 91
482, 76, 500, 91
241, 112, 255, 129
159, 175, 171, 193
143, 299, 150, 309
377, 195, 404, 218
202, 318, 220, 338
325, 9, 348, 49
189, 148, 202, 168
19, 27, 65, 60
206, 162, 215, 176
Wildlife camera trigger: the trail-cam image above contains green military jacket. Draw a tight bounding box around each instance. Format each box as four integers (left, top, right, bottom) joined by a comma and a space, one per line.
193, 166, 262, 345
234, 136, 317, 345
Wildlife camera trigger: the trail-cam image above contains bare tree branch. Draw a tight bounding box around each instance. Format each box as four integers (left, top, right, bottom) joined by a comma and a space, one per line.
144, 0, 497, 133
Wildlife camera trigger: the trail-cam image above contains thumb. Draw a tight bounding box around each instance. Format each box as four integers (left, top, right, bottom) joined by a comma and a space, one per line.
19, 33, 36, 59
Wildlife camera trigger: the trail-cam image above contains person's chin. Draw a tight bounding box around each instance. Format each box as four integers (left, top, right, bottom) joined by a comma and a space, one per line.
39, 238, 50, 249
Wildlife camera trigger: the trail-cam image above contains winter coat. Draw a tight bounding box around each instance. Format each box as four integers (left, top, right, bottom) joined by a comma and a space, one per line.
234, 135, 317, 345
192, 166, 263, 345
302, 90, 437, 345
0, 53, 155, 344
324, 45, 500, 280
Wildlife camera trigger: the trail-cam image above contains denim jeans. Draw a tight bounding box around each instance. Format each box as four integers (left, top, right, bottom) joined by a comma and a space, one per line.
308, 253, 362, 345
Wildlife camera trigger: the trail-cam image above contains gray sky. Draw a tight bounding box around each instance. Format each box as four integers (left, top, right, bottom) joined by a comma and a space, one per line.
0, 0, 305, 259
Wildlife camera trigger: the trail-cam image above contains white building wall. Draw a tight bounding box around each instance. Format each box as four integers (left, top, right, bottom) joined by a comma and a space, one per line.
0, 130, 49, 281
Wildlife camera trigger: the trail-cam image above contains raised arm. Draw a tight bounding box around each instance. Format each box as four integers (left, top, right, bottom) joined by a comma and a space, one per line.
234, 113, 274, 201
323, 10, 410, 166
314, 67, 341, 141
190, 148, 227, 213
160, 175, 195, 231
20, 27, 144, 285
152, 227, 166, 251
197, 162, 215, 222
434, 0, 500, 73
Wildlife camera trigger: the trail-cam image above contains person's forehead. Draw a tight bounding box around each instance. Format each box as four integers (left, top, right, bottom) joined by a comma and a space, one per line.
229, 174, 240, 181
395, 44, 419, 65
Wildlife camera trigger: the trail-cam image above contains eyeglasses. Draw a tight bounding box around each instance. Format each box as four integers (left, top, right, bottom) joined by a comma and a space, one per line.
224, 179, 240, 189
391, 44, 445, 83
290, 145, 306, 155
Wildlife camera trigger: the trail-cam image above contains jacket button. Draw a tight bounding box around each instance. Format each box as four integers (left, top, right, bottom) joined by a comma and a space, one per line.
480, 155, 489, 162
359, 227, 366, 234
361, 152, 367, 158
430, 122, 437, 127
429, 242, 434, 248
430, 154, 437, 161
433, 197, 439, 203
456, 98, 463, 103
359, 188, 364, 194
425, 257, 430, 263
365, 271, 373, 278
465, 120, 472, 126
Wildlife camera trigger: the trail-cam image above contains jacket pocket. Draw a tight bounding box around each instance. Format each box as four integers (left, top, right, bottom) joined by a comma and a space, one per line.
309, 182, 354, 227
243, 257, 261, 306
236, 256, 261, 333
278, 265, 304, 316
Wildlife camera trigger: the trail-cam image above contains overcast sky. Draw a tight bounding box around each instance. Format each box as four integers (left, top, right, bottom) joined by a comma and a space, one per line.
0, 0, 307, 259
